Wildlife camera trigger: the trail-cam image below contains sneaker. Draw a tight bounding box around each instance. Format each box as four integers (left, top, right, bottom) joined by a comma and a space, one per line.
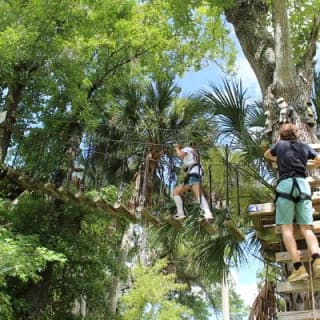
288, 265, 309, 282
199, 211, 214, 222
313, 258, 320, 278
173, 213, 186, 220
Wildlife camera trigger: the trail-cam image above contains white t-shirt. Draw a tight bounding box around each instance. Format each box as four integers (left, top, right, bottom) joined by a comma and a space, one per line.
181, 146, 202, 175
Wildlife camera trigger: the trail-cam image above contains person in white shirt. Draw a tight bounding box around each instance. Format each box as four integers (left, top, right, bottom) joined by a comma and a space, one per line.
172, 144, 213, 221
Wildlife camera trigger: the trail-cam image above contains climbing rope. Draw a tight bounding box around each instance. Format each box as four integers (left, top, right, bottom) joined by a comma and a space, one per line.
114, 137, 128, 209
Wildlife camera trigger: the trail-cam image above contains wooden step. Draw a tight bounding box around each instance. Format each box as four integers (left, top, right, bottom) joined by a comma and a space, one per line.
248, 202, 274, 215
275, 250, 310, 263
256, 221, 320, 244
307, 176, 320, 187
199, 217, 217, 235
277, 279, 320, 293
249, 199, 320, 217
308, 143, 320, 151
139, 207, 161, 226
279, 221, 320, 235
278, 309, 320, 320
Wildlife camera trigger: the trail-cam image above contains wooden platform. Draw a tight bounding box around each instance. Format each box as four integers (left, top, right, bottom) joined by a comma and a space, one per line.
277, 279, 320, 293
277, 310, 320, 320
275, 250, 311, 263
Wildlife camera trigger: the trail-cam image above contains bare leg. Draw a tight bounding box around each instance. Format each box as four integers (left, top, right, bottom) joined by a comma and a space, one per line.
173, 185, 190, 217
191, 184, 212, 218
300, 225, 320, 255
281, 224, 300, 262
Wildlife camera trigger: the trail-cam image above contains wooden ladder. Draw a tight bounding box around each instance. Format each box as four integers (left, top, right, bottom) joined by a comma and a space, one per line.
248, 144, 320, 318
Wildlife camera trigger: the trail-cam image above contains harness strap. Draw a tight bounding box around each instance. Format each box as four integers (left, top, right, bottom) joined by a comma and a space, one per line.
183, 163, 202, 174
275, 176, 311, 203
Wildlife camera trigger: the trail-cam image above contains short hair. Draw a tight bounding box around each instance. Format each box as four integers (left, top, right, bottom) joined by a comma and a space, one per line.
279, 123, 298, 140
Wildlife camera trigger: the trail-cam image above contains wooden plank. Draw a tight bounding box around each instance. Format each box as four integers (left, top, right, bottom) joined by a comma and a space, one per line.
198, 217, 217, 235
250, 215, 263, 230
274, 221, 320, 235
44, 182, 64, 199
117, 204, 139, 222
248, 202, 274, 216
249, 199, 320, 217
278, 309, 320, 320
277, 279, 320, 293
139, 207, 160, 226
312, 195, 320, 206
307, 176, 320, 187
275, 250, 309, 263
256, 222, 320, 244
164, 215, 184, 231
308, 143, 320, 151
223, 219, 245, 241
256, 225, 281, 243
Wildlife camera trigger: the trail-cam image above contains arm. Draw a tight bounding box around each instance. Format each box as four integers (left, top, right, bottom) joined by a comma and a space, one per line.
174, 145, 187, 159
308, 155, 320, 166
264, 149, 277, 162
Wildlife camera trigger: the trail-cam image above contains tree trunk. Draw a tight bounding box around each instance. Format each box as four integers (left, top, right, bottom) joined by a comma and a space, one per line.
222, 274, 230, 320
106, 224, 133, 316
225, 1, 320, 140
0, 83, 24, 162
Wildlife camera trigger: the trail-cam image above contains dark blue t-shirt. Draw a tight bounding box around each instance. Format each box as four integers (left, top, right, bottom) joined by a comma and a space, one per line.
270, 140, 318, 179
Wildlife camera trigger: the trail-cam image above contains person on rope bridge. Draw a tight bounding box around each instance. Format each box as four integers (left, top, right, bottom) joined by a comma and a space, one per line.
172, 143, 213, 221
264, 123, 320, 282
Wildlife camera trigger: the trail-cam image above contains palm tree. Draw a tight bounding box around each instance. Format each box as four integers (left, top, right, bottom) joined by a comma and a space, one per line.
192, 79, 277, 316
106, 77, 214, 208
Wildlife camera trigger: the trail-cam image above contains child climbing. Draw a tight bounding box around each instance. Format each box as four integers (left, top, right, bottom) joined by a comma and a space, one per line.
172, 143, 213, 221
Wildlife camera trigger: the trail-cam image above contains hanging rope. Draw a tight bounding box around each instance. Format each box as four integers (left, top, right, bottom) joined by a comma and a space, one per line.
308, 250, 317, 320
225, 145, 231, 219
136, 150, 150, 212
167, 146, 175, 203
114, 137, 128, 209
223, 145, 245, 241
235, 165, 241, 227
208, 165, 213, 212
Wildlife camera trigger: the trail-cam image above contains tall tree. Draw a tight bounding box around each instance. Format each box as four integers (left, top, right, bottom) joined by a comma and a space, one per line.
148, 0, 320, 140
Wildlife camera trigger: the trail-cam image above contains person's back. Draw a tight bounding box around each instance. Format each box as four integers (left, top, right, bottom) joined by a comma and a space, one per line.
273, 140, 315, 179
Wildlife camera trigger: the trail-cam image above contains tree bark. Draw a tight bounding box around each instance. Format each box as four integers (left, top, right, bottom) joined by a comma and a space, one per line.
106, 224, 133, 316
272, 0, 296, 98
225, 1, 274, 98
225, 0, 320, 143
0, 83, 24, 162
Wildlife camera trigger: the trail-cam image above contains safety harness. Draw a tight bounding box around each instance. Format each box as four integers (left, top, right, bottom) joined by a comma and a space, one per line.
275, 173, 311, 203
183, 163, 203, 185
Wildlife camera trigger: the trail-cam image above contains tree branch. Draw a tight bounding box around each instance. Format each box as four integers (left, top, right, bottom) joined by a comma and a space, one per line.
300, 14, 320, 71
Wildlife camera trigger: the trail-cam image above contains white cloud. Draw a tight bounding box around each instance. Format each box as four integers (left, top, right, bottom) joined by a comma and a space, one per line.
236, 282, 259, 307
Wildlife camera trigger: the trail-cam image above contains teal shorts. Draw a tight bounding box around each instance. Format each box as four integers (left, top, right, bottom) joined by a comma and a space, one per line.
275, 177, 313, 225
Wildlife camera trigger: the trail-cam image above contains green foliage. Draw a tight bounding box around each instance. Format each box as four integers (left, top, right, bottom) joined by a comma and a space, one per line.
0, 221, 66, 319
120, 259, 193, 320
0, 290, 13, 320
288, 0, 320, 62
0, 230, 66, 282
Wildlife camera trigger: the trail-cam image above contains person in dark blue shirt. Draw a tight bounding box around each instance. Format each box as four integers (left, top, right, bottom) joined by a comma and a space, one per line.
264, 123, 320, 281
